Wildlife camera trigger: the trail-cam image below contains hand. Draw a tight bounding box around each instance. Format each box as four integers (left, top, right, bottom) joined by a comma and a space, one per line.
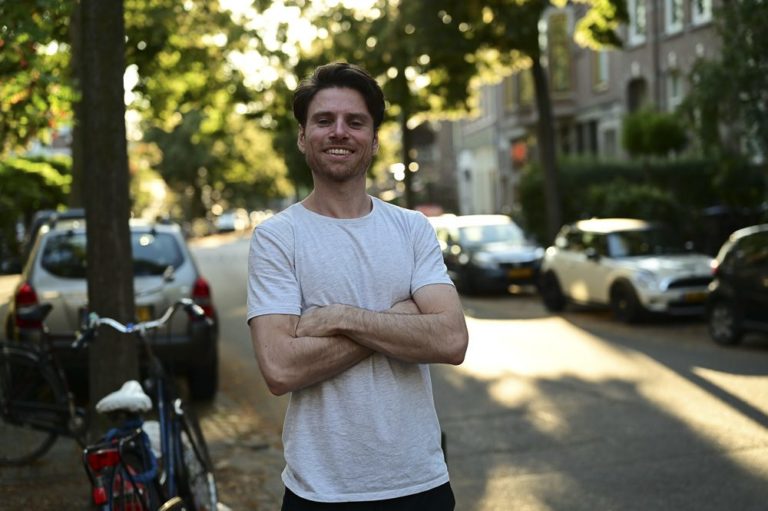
295, 305, 345, 338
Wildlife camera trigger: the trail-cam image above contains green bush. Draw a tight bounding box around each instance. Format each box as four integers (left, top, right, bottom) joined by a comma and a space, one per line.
517, 156, 766, 246
622, 109, 688, 157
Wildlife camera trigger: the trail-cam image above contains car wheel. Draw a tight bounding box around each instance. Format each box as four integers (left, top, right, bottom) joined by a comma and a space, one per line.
187, 349, 218, 402
456, 269, 477, 296
610, 282, 644, 323
540, 272, 566, 312
708, 299, 743, 346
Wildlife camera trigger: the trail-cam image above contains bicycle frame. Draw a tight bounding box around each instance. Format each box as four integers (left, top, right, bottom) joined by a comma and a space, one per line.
0, 342, 81, 435
80, 299, 216, 510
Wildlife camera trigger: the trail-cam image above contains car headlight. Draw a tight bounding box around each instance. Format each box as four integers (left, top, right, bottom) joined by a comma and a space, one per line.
471, 252, 497, 269
634, 270, 659, 290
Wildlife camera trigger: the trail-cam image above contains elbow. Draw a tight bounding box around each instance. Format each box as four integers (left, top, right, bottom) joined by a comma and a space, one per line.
258, 363, 295, 396
445, 330, 468, 366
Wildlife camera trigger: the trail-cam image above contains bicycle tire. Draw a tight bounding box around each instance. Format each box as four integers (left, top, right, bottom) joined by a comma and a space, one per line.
0, 346, 63, 465
175, 404, 217, 511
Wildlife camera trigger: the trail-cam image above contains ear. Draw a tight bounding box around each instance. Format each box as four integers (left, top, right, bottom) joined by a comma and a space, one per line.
372, 132, 379, 155
297, 126, 306, 154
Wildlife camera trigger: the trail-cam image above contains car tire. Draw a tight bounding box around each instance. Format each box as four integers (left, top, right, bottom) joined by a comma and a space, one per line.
187, 349, 218, 402
708, 299, 743, 346
540, 272, 566, 312
610, 282, 644, 323
456, 269, 477, 296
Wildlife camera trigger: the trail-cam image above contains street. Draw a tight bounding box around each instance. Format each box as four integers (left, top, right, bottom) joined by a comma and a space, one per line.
193, 232, 768, 510
2, 232, 768, 510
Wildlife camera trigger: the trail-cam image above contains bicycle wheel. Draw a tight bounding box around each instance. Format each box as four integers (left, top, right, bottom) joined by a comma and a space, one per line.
174, 403, 217, 511
0, 347, 63, 465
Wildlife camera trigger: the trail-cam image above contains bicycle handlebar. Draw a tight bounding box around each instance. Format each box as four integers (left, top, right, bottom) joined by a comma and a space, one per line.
72, 299, 210, 349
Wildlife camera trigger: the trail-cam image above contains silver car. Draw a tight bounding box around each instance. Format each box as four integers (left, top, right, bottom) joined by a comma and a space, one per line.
539, 218, 714, 322
4, 214, 219, 400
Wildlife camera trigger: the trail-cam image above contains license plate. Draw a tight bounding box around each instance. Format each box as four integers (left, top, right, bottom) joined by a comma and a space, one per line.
508, 267, 533, 279
136, 305, 154, 322
683, 291, 707, 303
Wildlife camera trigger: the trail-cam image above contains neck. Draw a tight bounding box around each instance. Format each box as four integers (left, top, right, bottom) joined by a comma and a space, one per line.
302, 181, 372, 219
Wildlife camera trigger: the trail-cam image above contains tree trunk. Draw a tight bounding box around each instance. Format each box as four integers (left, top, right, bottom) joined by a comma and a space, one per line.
530, 54, 563, 242
77, 0, 138, 429
400, 110, 415, 210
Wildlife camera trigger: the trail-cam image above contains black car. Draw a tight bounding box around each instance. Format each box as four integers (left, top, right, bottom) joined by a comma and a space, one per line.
707, 224, 768, 345
430, 214, 544, 294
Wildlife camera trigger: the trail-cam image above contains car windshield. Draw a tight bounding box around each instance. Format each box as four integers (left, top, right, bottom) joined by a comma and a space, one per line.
606, 228, 687, 257
41, 231, 184, 278
459, 223, 526, 247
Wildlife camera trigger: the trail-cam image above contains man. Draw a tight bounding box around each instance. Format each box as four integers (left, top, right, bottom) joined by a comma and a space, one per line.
247, 62, 468, 510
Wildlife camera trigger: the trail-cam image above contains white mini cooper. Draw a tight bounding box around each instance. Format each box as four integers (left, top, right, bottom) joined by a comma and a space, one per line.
538, 218, 714, 322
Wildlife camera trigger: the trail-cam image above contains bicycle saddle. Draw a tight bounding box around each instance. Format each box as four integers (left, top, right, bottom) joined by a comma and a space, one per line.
96, 380, 153, 413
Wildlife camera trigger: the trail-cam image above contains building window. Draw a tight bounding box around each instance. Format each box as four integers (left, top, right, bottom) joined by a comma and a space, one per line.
503, 75, 516, 111
692, 0, 712, 25
548, 12, 572, 93
592, 50, 610, 91
665, 0, 684, 34
519, 70, 534, 106
628, 0, 647, 45
667, 71, 683, 112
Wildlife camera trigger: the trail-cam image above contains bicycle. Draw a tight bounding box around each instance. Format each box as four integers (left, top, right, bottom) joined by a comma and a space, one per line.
77, 299, 218, 511
0, 302, 89, 465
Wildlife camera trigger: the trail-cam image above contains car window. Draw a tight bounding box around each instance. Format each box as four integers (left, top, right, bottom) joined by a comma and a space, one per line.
132, 232, 184, 276
40, 233, 88, 278
607, 228, 686, 257
458, 223, 525, 246
40, 231, 184, 279
730, 232, 768, 269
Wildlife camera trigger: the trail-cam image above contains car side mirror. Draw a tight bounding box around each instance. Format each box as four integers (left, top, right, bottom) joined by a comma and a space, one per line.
585, 247, 601, 261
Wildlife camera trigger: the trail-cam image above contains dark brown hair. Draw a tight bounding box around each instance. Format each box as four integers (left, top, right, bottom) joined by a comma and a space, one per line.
293, 62, 385, 130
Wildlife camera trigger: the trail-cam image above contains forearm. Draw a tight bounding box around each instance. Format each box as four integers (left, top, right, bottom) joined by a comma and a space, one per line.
338, 305, 467, 364
295, 286, 468, 365
249, 315, 372, 396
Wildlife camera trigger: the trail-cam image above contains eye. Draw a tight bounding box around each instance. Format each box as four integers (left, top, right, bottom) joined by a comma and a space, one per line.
316, 118, 332, 126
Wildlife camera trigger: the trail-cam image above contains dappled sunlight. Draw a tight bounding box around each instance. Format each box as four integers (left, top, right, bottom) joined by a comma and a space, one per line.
457, 315, 654, 382
455, 314, 768, 463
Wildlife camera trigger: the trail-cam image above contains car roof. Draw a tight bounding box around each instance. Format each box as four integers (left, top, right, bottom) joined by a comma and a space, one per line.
42, 217, 183, 235
571, 218, 654, 233
450, 215, 515, 228
730, 223, 768, 241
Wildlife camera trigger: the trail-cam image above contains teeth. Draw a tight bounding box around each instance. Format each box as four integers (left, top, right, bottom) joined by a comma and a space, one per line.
327, 148, 351, 155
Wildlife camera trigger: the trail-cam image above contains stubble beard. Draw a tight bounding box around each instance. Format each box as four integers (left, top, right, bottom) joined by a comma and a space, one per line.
308, 154, 371, 184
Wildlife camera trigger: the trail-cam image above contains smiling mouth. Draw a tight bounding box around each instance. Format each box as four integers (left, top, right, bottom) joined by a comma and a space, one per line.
325, 148, 353, 156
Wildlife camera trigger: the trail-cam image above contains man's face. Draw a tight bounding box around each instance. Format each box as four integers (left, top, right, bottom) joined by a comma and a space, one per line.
298, 86, 379, 183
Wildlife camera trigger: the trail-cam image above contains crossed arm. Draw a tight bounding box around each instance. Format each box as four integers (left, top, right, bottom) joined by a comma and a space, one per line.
248, 283, 468, 396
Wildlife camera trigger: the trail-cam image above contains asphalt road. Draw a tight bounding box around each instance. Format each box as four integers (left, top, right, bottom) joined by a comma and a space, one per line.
3, 231, 768, 510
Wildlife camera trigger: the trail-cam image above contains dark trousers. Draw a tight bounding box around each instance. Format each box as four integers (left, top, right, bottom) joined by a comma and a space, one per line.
281, 482, 455, 511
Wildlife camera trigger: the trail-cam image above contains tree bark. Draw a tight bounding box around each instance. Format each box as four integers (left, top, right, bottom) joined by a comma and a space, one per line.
77, 0, 138, 426
531, 54, 563, 242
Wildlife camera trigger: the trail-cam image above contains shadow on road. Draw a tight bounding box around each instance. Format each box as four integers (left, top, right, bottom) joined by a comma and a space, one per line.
439, 296, 768, 510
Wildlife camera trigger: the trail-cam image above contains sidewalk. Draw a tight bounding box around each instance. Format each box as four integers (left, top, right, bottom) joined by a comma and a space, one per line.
0, 270, 285, 510
0, 390, 286, 510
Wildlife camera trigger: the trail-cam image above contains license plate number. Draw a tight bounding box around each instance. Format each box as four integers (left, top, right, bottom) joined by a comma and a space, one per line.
136, 305, 154, 322
508, 267, 533, 279
683, 291, 707, 303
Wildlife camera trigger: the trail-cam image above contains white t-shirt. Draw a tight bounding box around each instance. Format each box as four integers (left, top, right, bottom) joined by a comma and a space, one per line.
246, 197, 453, 502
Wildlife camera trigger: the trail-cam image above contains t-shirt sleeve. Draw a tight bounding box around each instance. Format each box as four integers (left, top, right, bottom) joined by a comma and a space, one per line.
246, 221, 302, 323
410, 214, 454, 294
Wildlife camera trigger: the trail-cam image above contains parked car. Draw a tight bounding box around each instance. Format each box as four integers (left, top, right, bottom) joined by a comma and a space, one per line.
4, 215, 219, 400
430, 214, 544, 294
539, 218, 714, 322
20, 208, 85, 264
214, 208, 250, 233
706, 224, 768, 345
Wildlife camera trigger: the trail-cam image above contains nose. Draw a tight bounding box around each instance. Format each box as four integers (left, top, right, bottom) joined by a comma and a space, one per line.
330, 119, 349, 139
